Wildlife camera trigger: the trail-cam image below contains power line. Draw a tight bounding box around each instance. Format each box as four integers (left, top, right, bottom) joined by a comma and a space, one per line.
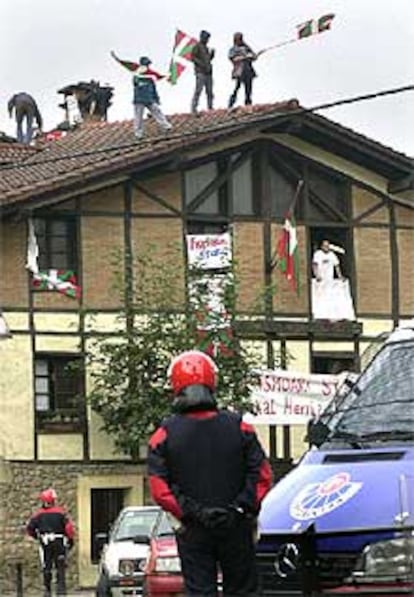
1, 84, 413, 173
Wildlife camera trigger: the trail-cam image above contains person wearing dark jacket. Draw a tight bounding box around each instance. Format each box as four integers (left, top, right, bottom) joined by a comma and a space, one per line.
228, 32, 258, 108
27, 488, 75, 597
8, 92, 43, 144
190, 30, 215, 114
148, 350, 272, 596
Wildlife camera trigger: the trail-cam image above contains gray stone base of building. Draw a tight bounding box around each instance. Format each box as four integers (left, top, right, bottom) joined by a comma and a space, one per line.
0, 458, 146, 594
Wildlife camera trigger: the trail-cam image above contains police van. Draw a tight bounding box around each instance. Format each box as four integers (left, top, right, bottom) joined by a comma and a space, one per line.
256, 321, 414, 595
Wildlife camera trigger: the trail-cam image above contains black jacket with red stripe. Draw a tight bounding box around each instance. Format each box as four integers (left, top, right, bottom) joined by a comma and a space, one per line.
27, 506, 75, 541
147, 408, 272, 520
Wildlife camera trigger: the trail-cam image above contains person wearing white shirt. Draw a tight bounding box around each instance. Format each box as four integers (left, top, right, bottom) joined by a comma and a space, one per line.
312, 239, 343, 282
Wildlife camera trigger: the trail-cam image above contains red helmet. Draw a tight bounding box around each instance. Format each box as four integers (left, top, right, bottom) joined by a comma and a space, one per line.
168, 350, 218, 396
39, 488, 57, 506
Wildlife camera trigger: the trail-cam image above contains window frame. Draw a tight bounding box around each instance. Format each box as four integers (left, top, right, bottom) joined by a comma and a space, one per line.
33, 216, 78, 273
34, 353, 85, 432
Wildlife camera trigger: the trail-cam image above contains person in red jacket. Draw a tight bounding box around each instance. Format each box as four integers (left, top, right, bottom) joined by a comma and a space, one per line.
148, 350, 272, 596
27, 488, 74, 597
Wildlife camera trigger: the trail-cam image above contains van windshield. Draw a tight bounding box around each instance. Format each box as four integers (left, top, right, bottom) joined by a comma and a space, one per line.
328, 338, 414, 442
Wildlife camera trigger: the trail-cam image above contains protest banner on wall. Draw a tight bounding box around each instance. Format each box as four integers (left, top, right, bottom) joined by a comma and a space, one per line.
186, 233, 232, 270
244, 369, 344, 425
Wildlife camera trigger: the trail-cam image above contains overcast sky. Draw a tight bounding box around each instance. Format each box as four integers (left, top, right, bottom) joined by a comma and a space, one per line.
1, 0, 413, 155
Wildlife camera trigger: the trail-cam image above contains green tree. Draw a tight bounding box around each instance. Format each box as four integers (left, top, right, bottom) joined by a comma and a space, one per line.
87, 244, 265, 459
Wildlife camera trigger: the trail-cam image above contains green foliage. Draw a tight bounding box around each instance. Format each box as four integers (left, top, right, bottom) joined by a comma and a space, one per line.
87, 244, 264, 459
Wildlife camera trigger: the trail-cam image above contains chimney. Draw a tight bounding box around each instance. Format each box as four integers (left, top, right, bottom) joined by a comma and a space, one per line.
57, 81, 114, 126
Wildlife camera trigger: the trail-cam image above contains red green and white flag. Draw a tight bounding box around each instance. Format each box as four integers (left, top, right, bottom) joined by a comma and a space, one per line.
276, 213, 300, 294
297, 13, 335, 39
167, 29, 197, 84
32, 269, 81, 300
26, 219, 81, 299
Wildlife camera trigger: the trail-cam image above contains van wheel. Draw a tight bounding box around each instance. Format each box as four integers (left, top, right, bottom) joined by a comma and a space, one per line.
96, 573, 112, 597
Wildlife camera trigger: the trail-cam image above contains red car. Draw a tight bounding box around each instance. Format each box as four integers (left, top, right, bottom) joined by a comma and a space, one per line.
144, 533, 184, 596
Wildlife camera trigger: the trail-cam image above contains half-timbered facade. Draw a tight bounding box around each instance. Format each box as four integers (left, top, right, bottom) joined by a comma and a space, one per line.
0, 101, 413, 590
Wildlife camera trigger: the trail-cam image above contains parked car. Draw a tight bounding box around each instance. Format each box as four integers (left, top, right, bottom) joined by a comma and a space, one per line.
256, 322, 414, 595
95, 505, 183, 596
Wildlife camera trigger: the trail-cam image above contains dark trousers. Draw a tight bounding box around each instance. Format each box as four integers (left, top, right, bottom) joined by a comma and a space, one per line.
228, 77, 253, 108
39, 538, 67, 595
176, 518, 258, 596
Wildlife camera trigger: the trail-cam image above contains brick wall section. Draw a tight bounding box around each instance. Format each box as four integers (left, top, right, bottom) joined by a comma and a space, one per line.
33, 290, 79, 310
0, 219, 28, 308
398, 229, 414, 316
352, 186, 389, 224
82, 185, 124, 212
395, 204, 414, 227
132, 173, 182, 215
0, 460, 145, 594
82, 217, 125, 309
354, 227, 391, 314
271, 224, 308, 314
131, 218, 185, 308
233, 222, 264, 312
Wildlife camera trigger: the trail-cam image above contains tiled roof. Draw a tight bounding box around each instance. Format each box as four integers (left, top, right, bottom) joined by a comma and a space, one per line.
0, 101, 302, 207
0, 100, 411, 208
0, 142, 38, 166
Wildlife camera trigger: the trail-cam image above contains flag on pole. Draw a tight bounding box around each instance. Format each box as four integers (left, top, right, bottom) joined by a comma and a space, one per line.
167, 29, 197, 84
297, 13, 335, 39
276, 213, 300, 294
110, 51, 139, 72
26, 219, 81, 299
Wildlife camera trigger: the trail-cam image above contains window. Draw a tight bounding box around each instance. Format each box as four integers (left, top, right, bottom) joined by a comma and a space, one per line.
307, 166, 349, 222
269, 166, 297, 219
35, 355, 85, 430
186, 221, 229, 235
312, 353, 356, 375
184, 162, 220, 215
232, 156, 254, 215
34, 217, 77, 271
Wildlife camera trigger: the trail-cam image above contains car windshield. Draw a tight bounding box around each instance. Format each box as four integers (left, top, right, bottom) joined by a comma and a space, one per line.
325, 336, 414, 443
112, 509, 160, 541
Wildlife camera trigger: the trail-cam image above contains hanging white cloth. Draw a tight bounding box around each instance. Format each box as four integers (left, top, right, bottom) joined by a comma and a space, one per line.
312, 279, 356, 321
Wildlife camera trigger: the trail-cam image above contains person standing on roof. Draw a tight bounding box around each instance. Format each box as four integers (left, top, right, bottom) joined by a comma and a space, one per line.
111, 52, 172, 140
190, 30, 215, 114
26, 488, 74, 597
8, 92, 43, 144
228, 32, 258, 109
148, 350, 272, 596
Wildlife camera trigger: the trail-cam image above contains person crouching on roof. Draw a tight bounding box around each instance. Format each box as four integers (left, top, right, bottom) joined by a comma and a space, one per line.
133, 56, 172, 139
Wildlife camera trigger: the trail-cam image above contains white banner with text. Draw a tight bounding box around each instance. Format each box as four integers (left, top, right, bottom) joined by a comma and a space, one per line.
244, 369, 343, 425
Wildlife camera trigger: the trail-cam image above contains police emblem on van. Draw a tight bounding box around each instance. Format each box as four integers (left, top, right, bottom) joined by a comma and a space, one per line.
290, 472, 362, 521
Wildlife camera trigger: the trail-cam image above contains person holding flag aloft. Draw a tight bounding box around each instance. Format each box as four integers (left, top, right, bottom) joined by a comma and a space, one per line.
228, 32, 259, 108
111, 52, 172, 139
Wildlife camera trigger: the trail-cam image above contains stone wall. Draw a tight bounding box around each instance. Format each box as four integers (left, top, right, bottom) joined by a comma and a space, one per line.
0, 459, 145, 594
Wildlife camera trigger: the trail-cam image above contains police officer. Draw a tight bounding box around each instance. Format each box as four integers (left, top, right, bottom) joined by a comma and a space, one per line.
27, 488, 75, 597
148, 350, 272, 596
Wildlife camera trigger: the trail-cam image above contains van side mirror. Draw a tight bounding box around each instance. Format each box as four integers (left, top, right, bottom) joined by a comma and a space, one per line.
307, 419, 330, 448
